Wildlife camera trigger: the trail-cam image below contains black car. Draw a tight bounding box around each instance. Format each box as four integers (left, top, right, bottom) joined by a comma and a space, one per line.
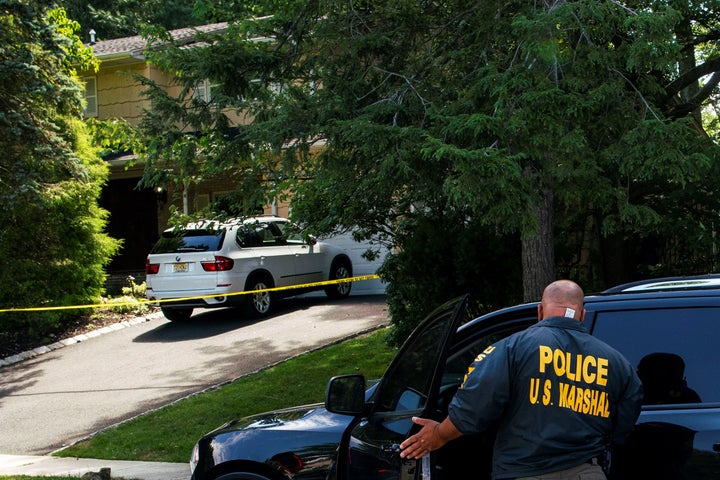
189, 275, 720, 480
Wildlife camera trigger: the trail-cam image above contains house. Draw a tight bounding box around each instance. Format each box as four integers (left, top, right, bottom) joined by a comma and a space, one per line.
80, 23, 288, 288
80, 24, 387, 295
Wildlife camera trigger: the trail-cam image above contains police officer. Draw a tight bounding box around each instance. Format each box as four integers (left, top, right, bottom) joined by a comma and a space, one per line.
399, 280, 643, 479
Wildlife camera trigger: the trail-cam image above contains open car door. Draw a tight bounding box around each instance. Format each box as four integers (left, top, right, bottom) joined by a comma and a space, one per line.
335, 295, 470, 480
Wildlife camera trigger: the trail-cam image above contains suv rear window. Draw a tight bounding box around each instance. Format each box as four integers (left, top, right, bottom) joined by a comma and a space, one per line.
150, 229, 226, 254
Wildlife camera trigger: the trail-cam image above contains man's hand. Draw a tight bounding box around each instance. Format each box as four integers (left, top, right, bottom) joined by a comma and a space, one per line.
400, 417, 447, 459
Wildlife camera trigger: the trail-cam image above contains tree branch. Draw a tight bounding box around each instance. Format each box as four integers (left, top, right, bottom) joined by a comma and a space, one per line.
663, 56, 720, 104
665, 71, 720, 119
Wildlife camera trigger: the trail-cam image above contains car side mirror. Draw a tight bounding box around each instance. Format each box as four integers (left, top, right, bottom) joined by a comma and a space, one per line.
325, 374, 366, 415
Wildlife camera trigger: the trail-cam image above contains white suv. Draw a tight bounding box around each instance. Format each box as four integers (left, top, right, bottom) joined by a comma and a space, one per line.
145, 216, 353, 321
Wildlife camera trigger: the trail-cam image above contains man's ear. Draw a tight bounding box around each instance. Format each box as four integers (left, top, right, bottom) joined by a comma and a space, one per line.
537, 304, 543, 322
579, 308, 587, 323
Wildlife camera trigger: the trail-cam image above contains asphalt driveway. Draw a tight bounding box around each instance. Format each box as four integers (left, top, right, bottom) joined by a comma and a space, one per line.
0, 295, 389, 456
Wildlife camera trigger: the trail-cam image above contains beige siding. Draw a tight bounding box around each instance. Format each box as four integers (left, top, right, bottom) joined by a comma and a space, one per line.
83, 34, 293, 245
92, 63, 176, 125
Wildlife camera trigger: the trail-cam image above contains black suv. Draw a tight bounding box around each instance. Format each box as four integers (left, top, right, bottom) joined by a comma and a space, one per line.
189, 275, 720, 480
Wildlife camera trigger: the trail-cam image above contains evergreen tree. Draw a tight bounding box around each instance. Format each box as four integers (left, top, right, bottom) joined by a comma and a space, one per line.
135, 1, 720, 339
60, 0, 200, 40
0, 1, 120, 338
59, 0, 283, 41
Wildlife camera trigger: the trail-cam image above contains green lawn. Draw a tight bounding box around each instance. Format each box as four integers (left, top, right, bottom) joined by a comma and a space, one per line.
55, 327, 397, 463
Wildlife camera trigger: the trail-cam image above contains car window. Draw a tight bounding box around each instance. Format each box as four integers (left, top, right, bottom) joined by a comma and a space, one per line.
436, 323, 532, 412
446, 327, 524, 385
237, 222, 282, 247
376, 317, 451, 413
272, 221, 305, 245
150, 229, 225, 253
591, 307, 720, 405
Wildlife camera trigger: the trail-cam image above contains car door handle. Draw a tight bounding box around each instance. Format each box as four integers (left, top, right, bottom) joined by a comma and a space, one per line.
382, 443, 401, 453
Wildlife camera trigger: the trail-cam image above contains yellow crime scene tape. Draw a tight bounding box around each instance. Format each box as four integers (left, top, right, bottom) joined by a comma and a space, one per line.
0, 274, 381, 313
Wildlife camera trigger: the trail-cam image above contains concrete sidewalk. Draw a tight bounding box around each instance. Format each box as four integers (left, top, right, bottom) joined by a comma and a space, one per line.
0, 454, 188, 479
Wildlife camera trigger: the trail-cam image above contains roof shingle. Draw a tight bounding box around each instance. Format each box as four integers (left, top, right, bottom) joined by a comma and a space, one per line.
88, 22, 228, 57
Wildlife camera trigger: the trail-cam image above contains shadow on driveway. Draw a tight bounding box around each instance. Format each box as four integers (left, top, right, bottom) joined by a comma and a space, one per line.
132, 296, 358, 344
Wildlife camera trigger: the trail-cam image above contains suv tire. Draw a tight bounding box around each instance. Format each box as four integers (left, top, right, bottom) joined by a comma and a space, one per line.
244, 274, 274, 317
324, 258, 352, 299
161, 306, 193, 322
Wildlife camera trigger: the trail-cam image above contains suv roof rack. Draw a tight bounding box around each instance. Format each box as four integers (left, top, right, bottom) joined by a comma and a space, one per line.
601, 274, 720, 293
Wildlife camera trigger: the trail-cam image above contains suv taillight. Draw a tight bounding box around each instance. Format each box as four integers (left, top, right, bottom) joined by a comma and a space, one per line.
146, 258, 159, 275
202, 256, 234, 272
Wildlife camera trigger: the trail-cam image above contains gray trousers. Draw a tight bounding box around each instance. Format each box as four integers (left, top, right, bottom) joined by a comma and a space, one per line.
515, 460, 606, 480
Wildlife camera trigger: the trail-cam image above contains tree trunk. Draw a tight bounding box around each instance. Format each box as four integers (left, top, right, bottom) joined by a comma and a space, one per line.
522, 185, 556, 302
182, 179, 190, 215
674, 4, 702, 125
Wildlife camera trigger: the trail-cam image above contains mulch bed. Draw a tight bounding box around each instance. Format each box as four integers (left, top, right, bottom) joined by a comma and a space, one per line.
0, 310, 154, 359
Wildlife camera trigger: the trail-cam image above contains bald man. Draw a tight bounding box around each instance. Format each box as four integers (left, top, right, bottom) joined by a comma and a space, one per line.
400, 280, 642, 480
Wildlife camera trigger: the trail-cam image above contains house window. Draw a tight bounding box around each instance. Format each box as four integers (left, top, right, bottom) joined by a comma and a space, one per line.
268, 82, 284, 96
194, 194, 210, 212
193, 79, 213, 103
83, 76, 98, 117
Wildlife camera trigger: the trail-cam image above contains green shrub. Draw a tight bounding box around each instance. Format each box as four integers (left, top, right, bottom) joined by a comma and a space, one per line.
381, 213, 523, 346
0, 3, 121, 346
121, 279, 147, 298
102, 296, 150, 315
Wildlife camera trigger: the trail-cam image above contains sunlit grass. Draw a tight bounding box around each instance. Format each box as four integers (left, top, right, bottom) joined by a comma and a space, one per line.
57, 327, 397, 463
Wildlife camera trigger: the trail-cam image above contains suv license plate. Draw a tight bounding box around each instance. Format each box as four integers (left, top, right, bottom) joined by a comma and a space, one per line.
173, 262, 189, 272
